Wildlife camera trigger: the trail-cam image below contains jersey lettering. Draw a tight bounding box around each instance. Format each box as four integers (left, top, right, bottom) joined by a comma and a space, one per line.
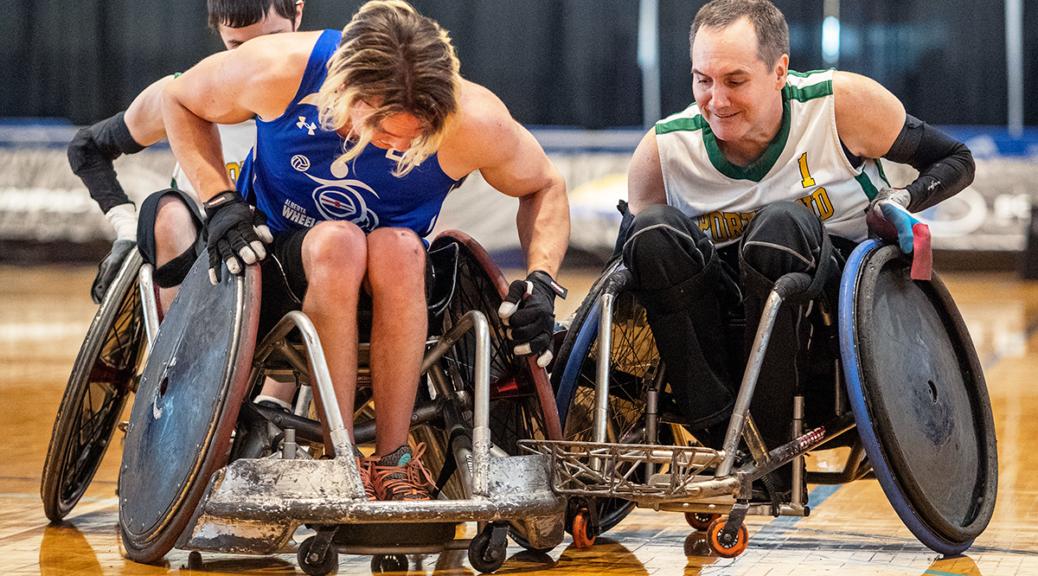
698, 210, 754, 243
797, 187, 835, 220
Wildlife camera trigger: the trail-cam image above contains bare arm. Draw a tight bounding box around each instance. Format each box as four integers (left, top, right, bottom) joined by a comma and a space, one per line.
627, 128, 668, 213
161, 32, 316, 202
444, 83, 569, 278
123, 76, 176, 147
833, 71, 906, 159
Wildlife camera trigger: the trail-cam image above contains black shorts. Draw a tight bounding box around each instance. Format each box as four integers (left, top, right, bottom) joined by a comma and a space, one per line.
262, 226, 436, 341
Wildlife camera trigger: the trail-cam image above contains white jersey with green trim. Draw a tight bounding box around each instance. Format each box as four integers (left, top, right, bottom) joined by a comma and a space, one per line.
656, 69, 888, 248
170, 119, 255, 199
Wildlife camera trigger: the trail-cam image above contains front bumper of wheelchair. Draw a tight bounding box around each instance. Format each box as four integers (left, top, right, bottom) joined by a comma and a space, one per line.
177, 452, 565, 555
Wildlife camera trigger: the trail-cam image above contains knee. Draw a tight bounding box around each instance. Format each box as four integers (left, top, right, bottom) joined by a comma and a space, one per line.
367, 228, 425, 283
741, 202, 824, 279
624, 204, 710, 275
153, 195, 199, 262
302, 221, 367, 279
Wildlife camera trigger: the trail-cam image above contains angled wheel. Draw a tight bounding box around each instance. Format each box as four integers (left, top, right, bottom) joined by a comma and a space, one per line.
430, 231, 563, 549
41, 250, 145, 522
550, 261, 659, 536
840, 240, 998, 555
118, 256, 260, 562
432, 230, 562, 454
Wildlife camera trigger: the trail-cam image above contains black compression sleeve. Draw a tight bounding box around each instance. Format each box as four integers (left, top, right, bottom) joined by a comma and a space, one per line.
882, 114, 975, 212
67, 111, 147, 213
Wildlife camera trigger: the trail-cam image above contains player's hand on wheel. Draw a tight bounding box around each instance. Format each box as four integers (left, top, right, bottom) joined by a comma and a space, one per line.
498, 270, 567, 368
203, 191, 273, 285
866, 187, 932, 280
90, 239, 136, 304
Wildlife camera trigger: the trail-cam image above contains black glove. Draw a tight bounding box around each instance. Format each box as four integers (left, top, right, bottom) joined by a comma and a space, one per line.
498, 270, 567, 367
203, 191, 272, 284
90, 239, 136, 305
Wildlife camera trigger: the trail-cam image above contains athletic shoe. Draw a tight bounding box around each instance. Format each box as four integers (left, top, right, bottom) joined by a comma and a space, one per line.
372, 443, 436, 501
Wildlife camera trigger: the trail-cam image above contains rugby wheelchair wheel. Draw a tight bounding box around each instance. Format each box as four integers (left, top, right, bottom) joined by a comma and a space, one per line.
840, 240, 997, 555
430, 230, 562, 548
118, 255, 260, 562
551, 259, 686, 536
42, 250, 145, 522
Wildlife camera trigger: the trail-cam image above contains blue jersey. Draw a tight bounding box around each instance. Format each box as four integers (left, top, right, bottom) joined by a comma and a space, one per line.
239, 29, 461, 237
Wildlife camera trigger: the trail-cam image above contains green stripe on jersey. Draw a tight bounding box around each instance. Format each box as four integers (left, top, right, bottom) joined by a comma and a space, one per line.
656, 112, 709, 135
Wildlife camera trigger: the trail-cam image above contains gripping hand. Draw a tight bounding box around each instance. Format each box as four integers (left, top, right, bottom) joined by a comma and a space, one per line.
203, 191, 273, 284
90, 239, 137, 304
498, 271, 568, 368
866, 187, 932, 280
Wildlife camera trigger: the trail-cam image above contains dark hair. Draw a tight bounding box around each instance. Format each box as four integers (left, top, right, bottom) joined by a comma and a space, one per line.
690, 0, 789, 68
207, 0, 297, 31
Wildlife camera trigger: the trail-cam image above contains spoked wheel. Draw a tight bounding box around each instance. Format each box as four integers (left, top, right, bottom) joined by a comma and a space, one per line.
705, 516, 748, 558
432, 231, 562, 453
118, 256, 260, 563
41, 250, 145, 522
430, 230, 563, 548
551, 264, 666, 536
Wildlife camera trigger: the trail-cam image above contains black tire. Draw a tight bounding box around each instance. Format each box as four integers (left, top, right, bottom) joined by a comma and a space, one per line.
430, 231, 562, 549
550, 265, 662, 536
432, 231, 561, 455
298, 536, 339, 576
370, 554, 406, 573
41, 250, 145, 522
467, 526, 507, 573
840, 240, 998, 554
118, 257, 260, 563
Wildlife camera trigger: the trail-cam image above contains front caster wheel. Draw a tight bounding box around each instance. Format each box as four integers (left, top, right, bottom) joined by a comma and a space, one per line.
685, 512, 720, 532
570, 508, 596, 549
706, 516, 748, 558
371, 554, 408, 573
297, 535, 338, 576
468, 523, 508, 573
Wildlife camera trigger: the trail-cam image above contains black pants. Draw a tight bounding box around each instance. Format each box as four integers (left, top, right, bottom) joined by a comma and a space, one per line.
622, 202, 847, 447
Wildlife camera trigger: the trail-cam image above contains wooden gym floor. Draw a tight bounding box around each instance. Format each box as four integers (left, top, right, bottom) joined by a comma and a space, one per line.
2, 263, 1037, 575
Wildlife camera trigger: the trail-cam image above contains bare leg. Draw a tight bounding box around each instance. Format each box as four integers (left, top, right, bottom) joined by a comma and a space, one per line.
152, 195, 199, 314
300, 221, 367, 455
366, 228, 427, 457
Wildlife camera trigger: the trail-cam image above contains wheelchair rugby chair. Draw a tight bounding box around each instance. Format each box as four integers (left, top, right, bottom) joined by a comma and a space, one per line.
524, 237, 998, 558
44, 230, 566, 575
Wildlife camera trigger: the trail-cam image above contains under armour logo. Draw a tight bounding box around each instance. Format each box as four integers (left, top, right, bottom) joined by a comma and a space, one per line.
297, 117, 317, 135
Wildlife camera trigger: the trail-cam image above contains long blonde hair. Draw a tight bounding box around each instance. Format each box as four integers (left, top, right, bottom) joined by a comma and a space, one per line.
317, 0, 461, 176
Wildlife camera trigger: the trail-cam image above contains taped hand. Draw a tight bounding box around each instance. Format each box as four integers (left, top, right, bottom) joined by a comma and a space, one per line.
866, 187, 932, 280
203, 191, 273, 284
90, 239, 136, 304
498, 270, 567, 368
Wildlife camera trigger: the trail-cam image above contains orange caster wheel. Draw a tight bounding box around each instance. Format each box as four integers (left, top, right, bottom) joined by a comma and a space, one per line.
571, 508, 597, 549
685, 512, 720, 532
706, 516, 748, 558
